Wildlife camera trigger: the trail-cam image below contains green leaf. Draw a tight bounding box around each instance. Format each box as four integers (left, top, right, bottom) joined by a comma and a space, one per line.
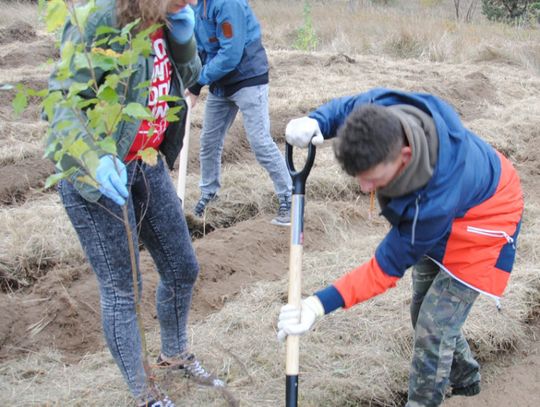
104, 74, 120, 90
158, 95, 181, 102
138, 148, 158, 166
97, 137, 118, 155
12, 90, 28, 115
93, 37, 111, 47
31, 88, 49, 98
119, 68, 135, 79
44, 169, 76, 189
81, 150, 100, 178
118, 49, 138, 66
67, 81, 91, 98
97, 86, 119, 104
134, 80, 152, 91
95, 26, 119, 36
165, 106, 183, 122
109, 35, 129, 47
121, 19, 141, 37
131, 35, 152, 57
137, 23, 162, 40
123, 103, 153, 120
68, 138, 92, 159
43, 137, 60, 159
76, 174, 99, 188
56, 41, 76, 81
76, 98, 99, 110
42, 91, 63, 121
71, 0, 96, 29
46, 0, 68, 33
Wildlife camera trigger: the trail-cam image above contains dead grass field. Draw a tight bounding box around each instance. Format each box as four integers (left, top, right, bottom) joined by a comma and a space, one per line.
0, 1, 539, 406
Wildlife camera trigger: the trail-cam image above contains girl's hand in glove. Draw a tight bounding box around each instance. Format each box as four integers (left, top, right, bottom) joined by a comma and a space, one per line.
96, 155, 128, 206
277, 296, 325, 342
167, 2, 196, 44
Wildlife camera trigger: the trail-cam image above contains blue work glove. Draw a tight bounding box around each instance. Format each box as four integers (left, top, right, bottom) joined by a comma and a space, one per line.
167, 6, 195, 45
95, 155, 128, 206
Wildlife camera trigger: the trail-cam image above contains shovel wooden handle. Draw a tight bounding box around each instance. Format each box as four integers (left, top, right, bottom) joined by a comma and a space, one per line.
285, 142, 316, 407
176, 98, 192, 209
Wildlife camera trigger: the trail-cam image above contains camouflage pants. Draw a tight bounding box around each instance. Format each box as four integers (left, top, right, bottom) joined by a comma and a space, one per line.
406, 257, 481, 407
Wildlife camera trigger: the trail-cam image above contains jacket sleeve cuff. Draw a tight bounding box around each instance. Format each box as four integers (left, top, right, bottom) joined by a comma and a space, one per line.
314, 285, 345, 315
188, 82, 203, 96
167, 34, 197, 64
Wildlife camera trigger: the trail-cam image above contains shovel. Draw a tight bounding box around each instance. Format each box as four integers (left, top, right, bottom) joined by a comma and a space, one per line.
284, 141, 316, 407
176, 97, 192, 209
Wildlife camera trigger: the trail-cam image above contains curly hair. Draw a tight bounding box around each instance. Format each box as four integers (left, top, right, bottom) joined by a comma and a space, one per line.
333, 104, 405, 176
117, 0, 169, 29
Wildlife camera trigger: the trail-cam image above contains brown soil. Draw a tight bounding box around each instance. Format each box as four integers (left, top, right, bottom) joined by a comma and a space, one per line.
1, 9, 540, 407
0, 156, 54, 204
0, 22, 36, 45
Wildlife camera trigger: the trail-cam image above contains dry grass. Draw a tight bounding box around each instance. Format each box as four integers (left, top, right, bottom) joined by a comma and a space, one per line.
255, 0, 540, 74
1, 1, 540, 406
0, 0, 41, 29
0, 122, 46, 165
0, 195, 84, 289
4, 209, 538, 405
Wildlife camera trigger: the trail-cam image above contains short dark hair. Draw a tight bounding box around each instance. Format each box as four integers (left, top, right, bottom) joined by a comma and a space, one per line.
333, 104, 405, 176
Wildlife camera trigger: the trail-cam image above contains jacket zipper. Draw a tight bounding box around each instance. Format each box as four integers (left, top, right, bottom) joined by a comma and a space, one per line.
467, 226, 515, 249
411, 194, 421, 246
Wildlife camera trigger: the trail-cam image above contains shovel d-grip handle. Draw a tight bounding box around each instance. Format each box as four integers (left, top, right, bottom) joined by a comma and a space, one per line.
286, 142, 316, 195
284, 142, 316, 407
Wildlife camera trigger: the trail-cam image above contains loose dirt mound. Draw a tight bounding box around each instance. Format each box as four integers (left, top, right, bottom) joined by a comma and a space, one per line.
0, 38, 58, 69
0, 156, 53, 204
0, 22, 36, 45
0, 216, 324, 362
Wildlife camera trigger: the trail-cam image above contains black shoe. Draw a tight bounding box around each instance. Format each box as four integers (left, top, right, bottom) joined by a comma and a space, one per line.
157, 352, 225, 387
193, 193, 217, 217
452, 381, 481, 397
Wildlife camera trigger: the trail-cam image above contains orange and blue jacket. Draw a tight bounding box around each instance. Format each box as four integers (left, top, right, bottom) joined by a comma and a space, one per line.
310, 88, 524, 314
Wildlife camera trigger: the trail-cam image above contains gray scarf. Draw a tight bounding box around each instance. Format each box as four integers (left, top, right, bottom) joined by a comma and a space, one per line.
377, 105, 439, 210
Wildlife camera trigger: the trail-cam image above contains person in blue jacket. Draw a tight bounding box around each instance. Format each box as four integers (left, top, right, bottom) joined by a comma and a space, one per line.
185, 0, 292, 226
277, 88, 524, 406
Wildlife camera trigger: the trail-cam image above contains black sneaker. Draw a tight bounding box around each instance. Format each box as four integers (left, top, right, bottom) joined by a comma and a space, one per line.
271, 194, 291, 226
452, 381, 481, 397
140, 396, 176, 407
157, 352, 225, 388
193, 193, 217, 217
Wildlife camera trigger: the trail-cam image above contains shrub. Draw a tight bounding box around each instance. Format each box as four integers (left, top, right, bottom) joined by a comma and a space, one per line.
481, 0, 539, 24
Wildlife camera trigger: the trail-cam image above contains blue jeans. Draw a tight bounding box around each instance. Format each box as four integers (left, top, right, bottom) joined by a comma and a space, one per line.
59, 157, 199, 400
199, 84, 292, 198
407, 257, 480, 407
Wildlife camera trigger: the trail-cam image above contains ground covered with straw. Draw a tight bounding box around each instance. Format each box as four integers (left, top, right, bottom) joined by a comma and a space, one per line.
1, 1, 539, 406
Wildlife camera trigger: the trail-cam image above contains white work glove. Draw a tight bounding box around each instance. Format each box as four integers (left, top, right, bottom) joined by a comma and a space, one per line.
285, 117, 325, 148
277, 295, 325, 342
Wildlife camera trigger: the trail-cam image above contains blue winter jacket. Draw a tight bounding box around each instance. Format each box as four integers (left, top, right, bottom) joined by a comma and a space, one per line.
310, 88, 523, 313
191, 0, 269, 96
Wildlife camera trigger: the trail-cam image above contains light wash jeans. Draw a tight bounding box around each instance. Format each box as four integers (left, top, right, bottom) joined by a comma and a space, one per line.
406, 257, 480, 407
199, 84, 292, 199
59, 157, 199, 401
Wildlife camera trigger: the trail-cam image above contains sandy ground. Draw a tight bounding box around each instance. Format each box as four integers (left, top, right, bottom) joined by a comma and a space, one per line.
1, 11, 540, 407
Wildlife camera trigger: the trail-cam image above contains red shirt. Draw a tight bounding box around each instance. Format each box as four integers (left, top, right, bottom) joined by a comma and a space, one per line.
125, 28, 172, 162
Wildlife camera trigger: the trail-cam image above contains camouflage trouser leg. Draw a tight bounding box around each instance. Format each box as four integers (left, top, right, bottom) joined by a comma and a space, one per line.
406, 257, 480, 407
